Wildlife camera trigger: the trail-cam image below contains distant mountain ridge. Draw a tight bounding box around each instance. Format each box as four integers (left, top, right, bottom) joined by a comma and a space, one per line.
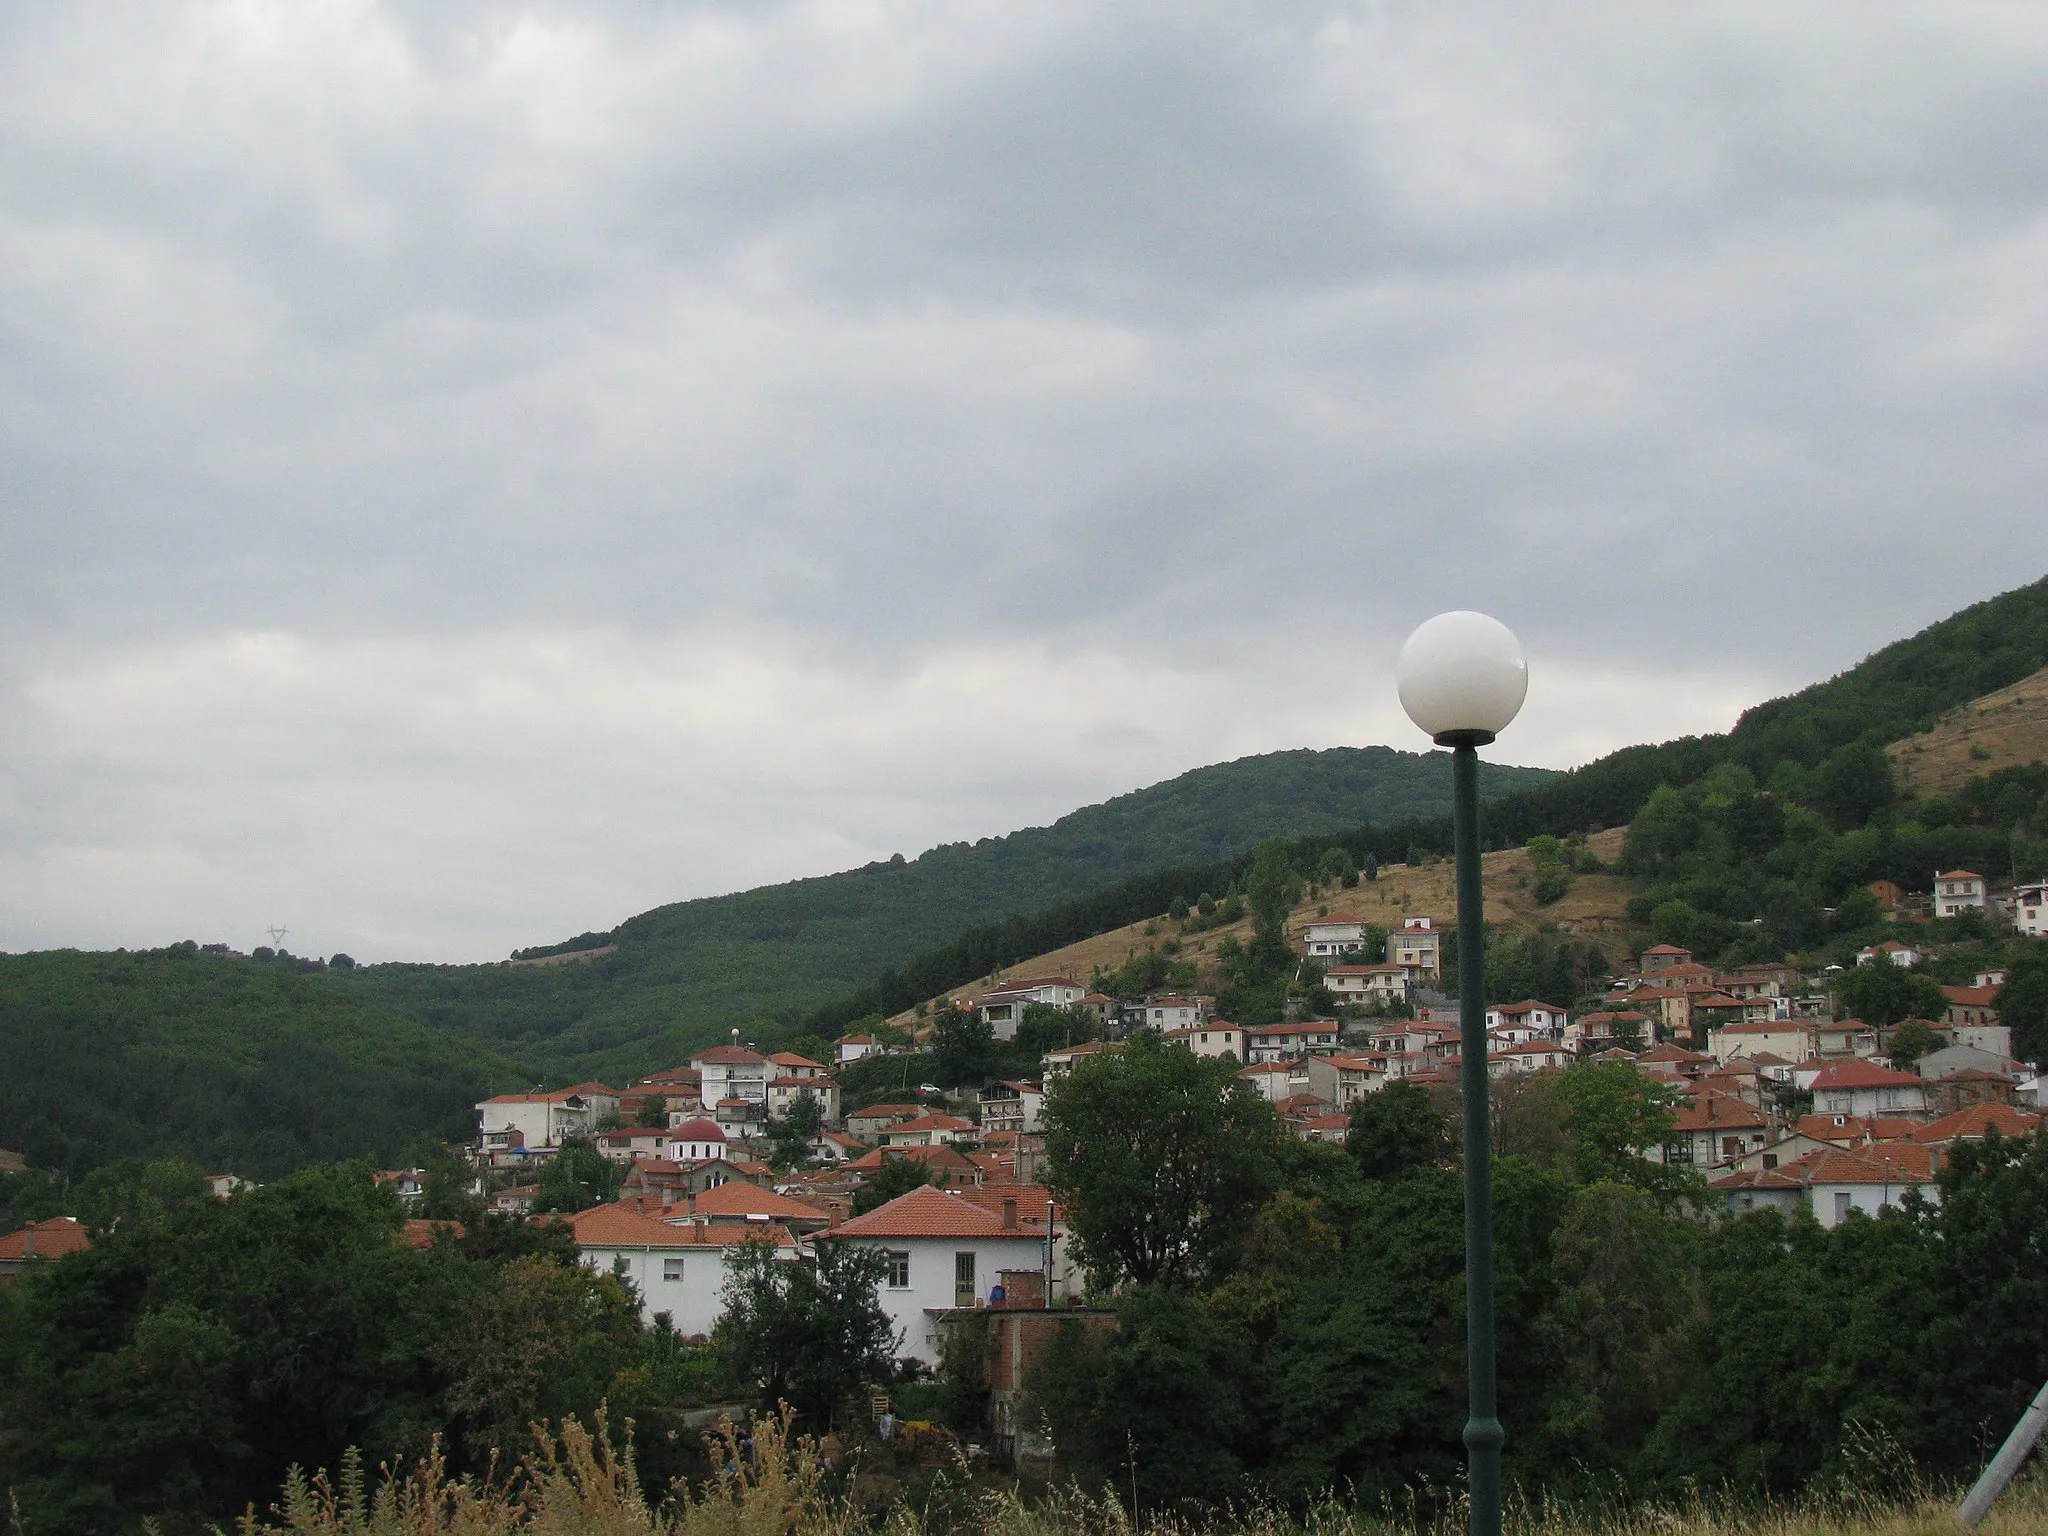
329, 745, 1553, 1079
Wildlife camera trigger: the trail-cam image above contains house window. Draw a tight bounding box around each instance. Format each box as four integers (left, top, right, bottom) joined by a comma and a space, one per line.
662, 1257, 685, 1282
954, 1250, 977, 1307
885, 1250, 911, 1289
1832, 1192, 1852, 1224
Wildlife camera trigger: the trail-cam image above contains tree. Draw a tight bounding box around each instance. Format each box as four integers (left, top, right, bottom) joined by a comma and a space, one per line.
1553, 1060, 1690, 1201
713, 1241, 897, 1428
634, 1095, 669, 1129
2000, 948, 2048, 1063
851, 1153, 936, 1215
1834, 962, 1948, 1029
1811, 742, 1897, 829
929, 1006, 996, 1087
767, 1096, 824, 1169
1043, 1033, 1284, 1289
1348, 1083, 1452, 1182
532, 1138, 622, 1214
1885, 1018, 1945, 1073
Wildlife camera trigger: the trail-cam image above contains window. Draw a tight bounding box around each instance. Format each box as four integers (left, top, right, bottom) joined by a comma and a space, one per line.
662, 1256, 685, 1282
1832, 1192, 1852, 1224
954, 1250, 976, 1306
885, 1250, 910, 1289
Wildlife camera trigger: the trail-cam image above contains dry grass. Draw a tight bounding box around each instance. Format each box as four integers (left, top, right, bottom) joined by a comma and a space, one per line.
887, 829, 1644, 1031
215, 1409, 2048, 1536
1889, 663, 2048, 797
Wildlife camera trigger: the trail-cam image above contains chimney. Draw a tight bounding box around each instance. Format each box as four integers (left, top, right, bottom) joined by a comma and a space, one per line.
1002, 1197, 1018, 1230
21, 1224, 34, 1259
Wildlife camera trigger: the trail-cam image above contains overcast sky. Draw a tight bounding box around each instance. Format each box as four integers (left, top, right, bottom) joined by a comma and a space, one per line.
3, 2, 2046, 963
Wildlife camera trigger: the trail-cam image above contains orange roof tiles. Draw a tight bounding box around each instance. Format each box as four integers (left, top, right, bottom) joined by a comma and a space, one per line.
1910, 1103, 2042, 1144
830, 1185, 1050, 1239
0, 1217, 90, 1262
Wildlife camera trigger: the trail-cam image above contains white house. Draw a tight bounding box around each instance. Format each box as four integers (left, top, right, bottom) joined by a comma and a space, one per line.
978, 1081, 1045, 1135
1132, 996, 1206, 1031
1796, 1148, 1934, 1228
2015, 885, 2048, 938
1654, 1091, 1770, 1169
1388, 917, 1442, 978
595, 1128, 673, 1164
1301, 920, 1368, 959
1934, 869, 1988, 919
1243, 1022, 1341, 1062
1796, 1059, 1930, 1118
1043, 1041, 1121, 1081
557, 1202, 799, 1334
1484, 1001, 1566, 1041
475, 1083, 620, 1154
692, 1046, 771, 1111
1855, 940, 1925, 967
834, 1033, 885, 1066
1161, 1024, 1246, 1061
766, 1070, 840, 1124
978, 978, 1088, 1039
826, 1186, 1057, 1366
1238, 1059, 1311, 1103
880, 1112, 977, 1148
1325, 964, 1411, 1007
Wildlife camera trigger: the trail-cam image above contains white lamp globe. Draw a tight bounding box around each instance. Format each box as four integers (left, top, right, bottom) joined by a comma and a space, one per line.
1396, 611, 1528, 744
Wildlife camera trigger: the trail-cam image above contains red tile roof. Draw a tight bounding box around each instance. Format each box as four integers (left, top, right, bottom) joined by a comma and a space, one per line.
1790, 1147, 1929, 1186
1942, 985, 2001, 1007
1909, 1103, 2043, 1144
687, 1182, 832, 1224
0, 1217, 90, 1262
694, 1046, 768, 1065
1806, 1060, 1925, 1090
553, 1202, 793, 1249
668, 1117, 726, 1141
829, 1185, 1050, 1239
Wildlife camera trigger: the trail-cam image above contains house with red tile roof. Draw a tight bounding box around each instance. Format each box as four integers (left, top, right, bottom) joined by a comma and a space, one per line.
681, 1180, 835, 1233
548, 1201, 797, 1334
824, 1185, 1060, 1366
881, 1113, 977, 1148
1794, 1147, 1933, 1227
0, 1216, 90, 1278
1795, 1059, 1930, 1118
476, 1083, 620, 1158
1653, 1091, 1769, 1169
1908, 1102, 2042, 1148
1639, 944, 1695, 972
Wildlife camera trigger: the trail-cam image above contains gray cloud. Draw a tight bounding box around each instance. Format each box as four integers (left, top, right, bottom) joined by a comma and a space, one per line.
1, 1, 2045, 958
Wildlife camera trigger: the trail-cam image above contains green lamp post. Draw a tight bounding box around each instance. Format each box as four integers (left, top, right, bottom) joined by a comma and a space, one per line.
1397, 610, 1529, 1536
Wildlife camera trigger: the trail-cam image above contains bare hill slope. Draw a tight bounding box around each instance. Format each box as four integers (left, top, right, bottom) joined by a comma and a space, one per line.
1889, 664, 2048, 796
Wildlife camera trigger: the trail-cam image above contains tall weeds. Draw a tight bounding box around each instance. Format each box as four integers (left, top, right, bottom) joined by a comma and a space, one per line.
223, 1414, 2048, 1536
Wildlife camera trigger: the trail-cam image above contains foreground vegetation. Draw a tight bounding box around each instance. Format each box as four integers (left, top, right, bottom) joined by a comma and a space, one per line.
223, 1409, 2048, 1536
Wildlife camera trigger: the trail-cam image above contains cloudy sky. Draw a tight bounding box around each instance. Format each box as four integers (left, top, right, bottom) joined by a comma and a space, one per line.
3, 2, 2045, 963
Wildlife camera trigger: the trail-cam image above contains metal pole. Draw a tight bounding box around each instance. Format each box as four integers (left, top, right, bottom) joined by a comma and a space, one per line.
1958, 1377, 2048, 1528
1450, 737, 1503, 1536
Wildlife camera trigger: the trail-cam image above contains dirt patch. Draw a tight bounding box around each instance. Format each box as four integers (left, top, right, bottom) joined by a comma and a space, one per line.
1888, 664, 2048, 797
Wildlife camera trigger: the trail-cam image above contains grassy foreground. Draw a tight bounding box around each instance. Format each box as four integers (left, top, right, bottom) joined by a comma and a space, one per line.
214, 1412, 2046, 1536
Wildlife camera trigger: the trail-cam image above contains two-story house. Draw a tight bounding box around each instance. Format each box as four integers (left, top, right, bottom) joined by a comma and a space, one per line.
1934, 869, 1988, 919
1797, 1059, 1930, 1118
1483, 1000, 1566, 1041
978, 978, 1089, 1039
693, 1045, 771, 1114
1300, 919, 1369, 959
475, 1083, 620, 1159
1325, 964, 1412, 1007
827, 1186, 1059, 1366
1160, 1024, 1246, 1061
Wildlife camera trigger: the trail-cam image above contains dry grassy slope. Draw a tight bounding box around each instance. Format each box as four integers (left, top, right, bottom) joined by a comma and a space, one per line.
1888, 663, 2048, 797
888, 827, 1642, 1028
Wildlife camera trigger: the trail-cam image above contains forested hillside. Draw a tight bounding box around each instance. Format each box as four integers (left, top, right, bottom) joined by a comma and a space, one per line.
0, 947, 520, 1178
328, 746, 1550, 1080
805, 573, 2048, 1030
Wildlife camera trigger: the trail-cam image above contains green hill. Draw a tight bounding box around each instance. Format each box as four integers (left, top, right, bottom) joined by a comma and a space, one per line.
0, 947, 520, 1179
327, 746, 1553, 1081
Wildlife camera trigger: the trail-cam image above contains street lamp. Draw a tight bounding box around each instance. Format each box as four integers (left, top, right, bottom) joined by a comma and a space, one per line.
1396, 611, 1527, 1536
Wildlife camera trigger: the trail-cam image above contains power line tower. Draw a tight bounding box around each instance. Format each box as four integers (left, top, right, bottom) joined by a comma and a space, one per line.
266, 925, 289, 949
